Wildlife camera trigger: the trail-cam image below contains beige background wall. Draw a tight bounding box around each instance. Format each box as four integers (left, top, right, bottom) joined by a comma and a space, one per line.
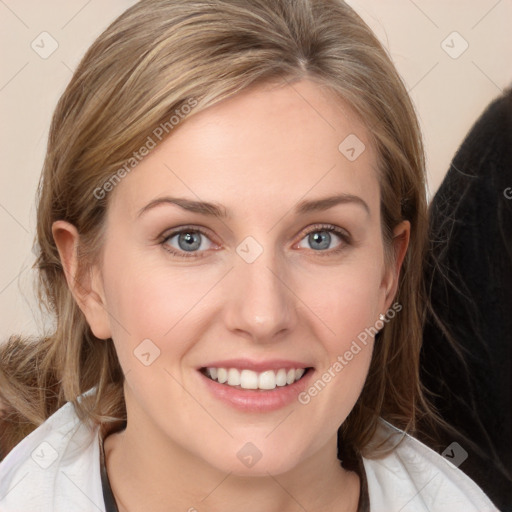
1, 0, 512, 341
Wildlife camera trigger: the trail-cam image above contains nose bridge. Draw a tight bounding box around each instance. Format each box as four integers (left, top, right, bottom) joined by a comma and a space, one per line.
226, 238, 297, 341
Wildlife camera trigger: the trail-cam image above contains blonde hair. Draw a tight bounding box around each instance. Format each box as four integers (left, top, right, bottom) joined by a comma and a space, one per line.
0, 0, 432, 459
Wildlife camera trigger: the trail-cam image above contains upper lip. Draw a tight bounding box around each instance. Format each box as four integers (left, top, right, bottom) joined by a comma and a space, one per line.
199, 358, 313, 372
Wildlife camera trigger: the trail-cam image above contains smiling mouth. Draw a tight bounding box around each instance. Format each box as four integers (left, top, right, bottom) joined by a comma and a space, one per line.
200, 367, 312, 391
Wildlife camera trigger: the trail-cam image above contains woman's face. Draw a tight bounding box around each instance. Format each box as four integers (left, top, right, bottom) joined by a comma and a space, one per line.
81, 79, 408, 475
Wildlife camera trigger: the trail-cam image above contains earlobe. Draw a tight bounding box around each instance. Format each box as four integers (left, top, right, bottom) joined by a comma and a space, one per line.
51, 220, 112, 340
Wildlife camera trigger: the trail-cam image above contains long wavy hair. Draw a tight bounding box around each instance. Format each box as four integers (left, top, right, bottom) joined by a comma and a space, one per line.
0, 0, 433, 460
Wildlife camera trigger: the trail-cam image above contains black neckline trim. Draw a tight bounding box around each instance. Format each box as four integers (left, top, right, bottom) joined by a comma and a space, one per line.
99, 429, 120, 512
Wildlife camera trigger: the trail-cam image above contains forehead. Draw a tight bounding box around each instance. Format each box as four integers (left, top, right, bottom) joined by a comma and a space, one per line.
109, 79, 380, 219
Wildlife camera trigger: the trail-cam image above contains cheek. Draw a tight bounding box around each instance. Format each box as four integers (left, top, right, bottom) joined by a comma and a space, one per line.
103, 248, 216, 337
301, 258, 385, 346
100, 249, 230, 384
297, 266, 379, 428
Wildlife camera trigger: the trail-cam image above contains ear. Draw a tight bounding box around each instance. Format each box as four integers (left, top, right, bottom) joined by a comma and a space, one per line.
52, 220, 112, 340
381, 220, 410, 312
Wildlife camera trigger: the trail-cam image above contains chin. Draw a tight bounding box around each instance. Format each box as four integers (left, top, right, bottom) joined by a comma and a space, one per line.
199, 437, 308, 477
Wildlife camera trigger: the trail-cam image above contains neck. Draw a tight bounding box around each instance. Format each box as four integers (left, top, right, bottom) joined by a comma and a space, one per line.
103, 404, 360, 512
104, 429, 360, 512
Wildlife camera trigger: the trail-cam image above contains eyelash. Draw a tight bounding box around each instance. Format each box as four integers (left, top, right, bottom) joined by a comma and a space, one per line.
160, 223, 351, 259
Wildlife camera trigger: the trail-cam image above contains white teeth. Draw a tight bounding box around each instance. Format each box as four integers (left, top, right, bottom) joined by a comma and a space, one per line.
240, 369, 259, 389
275, 368, 287, 387
205, 367, 307, 390
258, 370, 276, 390
217, 368, 228, 384
227, 368, 241, 386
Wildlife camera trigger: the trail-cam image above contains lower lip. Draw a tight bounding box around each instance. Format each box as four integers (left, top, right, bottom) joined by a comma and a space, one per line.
198, 369, 314, 412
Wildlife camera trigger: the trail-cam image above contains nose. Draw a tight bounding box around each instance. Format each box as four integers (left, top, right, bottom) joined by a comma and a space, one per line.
223, 244, 298, 344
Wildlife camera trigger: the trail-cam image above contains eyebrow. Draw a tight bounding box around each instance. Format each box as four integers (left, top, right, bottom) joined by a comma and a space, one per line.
137, 196, 228, 219
137, 193, 370, 219
296, 193, 370, 216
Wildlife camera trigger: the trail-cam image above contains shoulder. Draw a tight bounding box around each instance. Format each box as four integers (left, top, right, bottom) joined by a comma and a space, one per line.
362, 420, 499, 512
0, 390, 105, 512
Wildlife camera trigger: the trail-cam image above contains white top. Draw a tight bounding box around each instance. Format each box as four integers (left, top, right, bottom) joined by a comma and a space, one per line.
0, 393, 499, 512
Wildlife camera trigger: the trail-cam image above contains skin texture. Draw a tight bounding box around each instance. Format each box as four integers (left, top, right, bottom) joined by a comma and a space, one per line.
53, 78, 409, 512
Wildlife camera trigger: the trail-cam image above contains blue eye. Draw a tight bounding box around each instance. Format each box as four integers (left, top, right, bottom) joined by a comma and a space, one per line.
174, 232, 201, 251
162, 228, 214, 257
306, 231, 333, 250
297, 225, 350, 253
160, 224, 351, 259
